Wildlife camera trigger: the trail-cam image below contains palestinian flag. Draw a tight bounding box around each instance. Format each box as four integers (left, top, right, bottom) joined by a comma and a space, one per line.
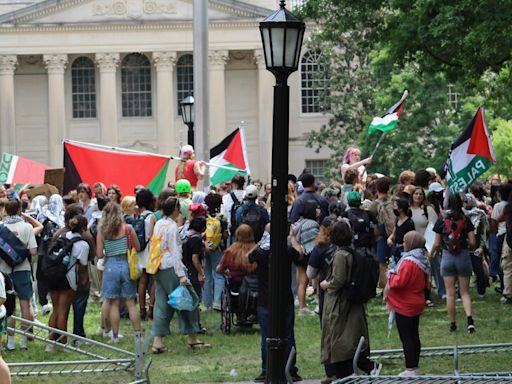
0, 153, 50, 185
368, 90, 408, 134
63, 140, 170, 196
444, 107, 495, 193
209, 128, 250, 186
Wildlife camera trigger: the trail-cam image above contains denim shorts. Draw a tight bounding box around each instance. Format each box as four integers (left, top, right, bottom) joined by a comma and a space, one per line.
11, 270, 33, 300
440, 249, 472, 277
102, 256, 136, 300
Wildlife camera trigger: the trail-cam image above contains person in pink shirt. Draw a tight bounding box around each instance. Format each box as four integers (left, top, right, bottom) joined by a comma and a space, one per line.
386, 231, 430, 377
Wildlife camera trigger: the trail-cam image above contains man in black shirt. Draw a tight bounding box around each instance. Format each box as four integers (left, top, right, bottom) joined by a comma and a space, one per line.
289, 174, 329, 224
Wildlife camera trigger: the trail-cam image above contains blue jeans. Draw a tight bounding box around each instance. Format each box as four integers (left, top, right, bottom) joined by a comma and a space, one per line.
430, 251, 445, 297
489, 233, 500, 277
203, 249, 224, 309
73, 290, 89, 337
257, 304, 298, 376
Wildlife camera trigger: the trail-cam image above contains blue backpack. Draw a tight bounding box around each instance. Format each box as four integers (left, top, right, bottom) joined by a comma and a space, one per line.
129, 212, 152, 250
0, 223, 29, 268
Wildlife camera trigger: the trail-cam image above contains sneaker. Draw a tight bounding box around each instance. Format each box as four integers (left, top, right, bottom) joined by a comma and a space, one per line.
109, 336, 120, 344
370, 363, 383, 377
291, 373, 302, 382
6, 343, 15, 351
294, 297, 299, 307
478, 294, 485, 299
467, 324, 476, 333
104, 330, 123, 339
398, 369, 418, 377
450, 323, 457, 332
41, 303, 53, 316
298, 307, 315, 317
500, 296, 512, 304
441, 294, 447, 300
314, 305, 320, 315
254, 372, 266, 383
45, 344, 55, 352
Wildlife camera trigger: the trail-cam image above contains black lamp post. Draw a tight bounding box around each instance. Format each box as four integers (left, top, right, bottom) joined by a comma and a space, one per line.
259, 2, 305, 383
180, 95, 195, 147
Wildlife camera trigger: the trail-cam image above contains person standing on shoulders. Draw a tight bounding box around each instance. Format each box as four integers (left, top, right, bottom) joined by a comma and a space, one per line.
174, 145, 206, 190
340, 147, 372, 185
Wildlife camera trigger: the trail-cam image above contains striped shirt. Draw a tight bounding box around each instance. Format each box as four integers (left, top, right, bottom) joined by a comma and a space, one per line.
104, 232, 128, 257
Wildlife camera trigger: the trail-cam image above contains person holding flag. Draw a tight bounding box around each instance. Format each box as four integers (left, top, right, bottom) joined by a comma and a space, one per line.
340, 147, 372, 184
174, 145, 206, 190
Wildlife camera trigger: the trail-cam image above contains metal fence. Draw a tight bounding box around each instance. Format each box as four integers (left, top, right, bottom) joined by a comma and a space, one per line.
336, 374, 512, 383
7, 316, 151, 383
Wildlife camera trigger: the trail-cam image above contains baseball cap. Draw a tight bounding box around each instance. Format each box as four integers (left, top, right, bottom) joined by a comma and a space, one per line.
245, 185, 259, 199
428, 182, 444, 194
346, 191, 361, 205
180, 145, 194, 156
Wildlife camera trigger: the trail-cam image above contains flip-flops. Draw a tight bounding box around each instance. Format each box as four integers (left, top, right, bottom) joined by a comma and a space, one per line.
151, 346, 168, 354
187, 341, 211, 350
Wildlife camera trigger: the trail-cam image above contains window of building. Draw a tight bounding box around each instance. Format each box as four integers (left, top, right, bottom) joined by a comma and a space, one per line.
305, 159, 328, 182
121, 53, 152, 117
176, 54, 194, 115
447, 84, 459, 109
301, 50, 327, 113
71, 56, 96, 119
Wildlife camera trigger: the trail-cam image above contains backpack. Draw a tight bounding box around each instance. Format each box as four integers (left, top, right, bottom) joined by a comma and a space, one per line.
130, 212, 151, 250
1, 272, 15, 318
230, 192, 243, 232
241, 204, 266, 242
38, 219, 60, 256
0, 223, 30, 268
376, 199, 395, 238
344, 246, 379, 304
346, 209, 373, 248
89, 217, 100, 241
205, 214, 223, 250
442, 216, 465, 254
41, 235, 82, 282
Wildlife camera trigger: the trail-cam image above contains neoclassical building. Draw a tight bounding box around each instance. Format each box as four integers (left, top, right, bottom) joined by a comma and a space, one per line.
0, 0, 330, 182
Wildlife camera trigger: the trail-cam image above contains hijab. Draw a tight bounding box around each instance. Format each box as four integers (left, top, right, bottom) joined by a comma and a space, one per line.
397, 231, 430, 274
40, 194, 65, 228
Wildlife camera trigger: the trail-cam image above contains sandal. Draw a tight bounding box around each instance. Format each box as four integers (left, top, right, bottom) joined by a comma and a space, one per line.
151, 346, 168, 354
187, 341, 211, 350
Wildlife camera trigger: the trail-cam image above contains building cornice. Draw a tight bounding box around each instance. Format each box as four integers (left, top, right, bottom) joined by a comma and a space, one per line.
0, 19, 261, 32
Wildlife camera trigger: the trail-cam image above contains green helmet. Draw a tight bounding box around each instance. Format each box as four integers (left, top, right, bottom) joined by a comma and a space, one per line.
175, 179, 192, 194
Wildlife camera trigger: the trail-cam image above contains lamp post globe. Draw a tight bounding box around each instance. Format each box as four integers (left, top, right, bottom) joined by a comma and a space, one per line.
180, 95, 195, 147
259, 1, 305, 383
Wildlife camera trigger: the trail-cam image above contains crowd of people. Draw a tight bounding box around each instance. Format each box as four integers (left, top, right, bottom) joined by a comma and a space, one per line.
0, 144, 511, 384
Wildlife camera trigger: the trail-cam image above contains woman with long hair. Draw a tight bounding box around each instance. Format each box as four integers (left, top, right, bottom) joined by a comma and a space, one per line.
340, 147, 372, 184
217, 224, 257, 289
96, 202, 141, 343
46, 214, 89, 349
429, 194, 476, 333
387, 198, 416, 266
106, 185, 122, 204
151, 197, 209, 353
409, 188, 437, 236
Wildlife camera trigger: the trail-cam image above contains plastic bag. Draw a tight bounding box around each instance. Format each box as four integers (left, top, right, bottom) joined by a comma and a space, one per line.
168, 285, 199, 311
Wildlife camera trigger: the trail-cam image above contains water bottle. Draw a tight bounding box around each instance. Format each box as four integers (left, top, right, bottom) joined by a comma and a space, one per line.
62, 255, 70, 266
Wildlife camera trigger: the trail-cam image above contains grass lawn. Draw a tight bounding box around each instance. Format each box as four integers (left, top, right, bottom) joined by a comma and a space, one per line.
6, 282, 512, 384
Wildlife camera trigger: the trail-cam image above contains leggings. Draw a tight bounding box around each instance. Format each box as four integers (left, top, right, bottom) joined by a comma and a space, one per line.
395, 312, 421, 369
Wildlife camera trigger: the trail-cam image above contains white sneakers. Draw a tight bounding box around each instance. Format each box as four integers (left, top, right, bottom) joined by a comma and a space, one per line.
398, 369, 418, 377
41, 304, 53, 316
298, 307, 315, 317
370, 363, 382, 377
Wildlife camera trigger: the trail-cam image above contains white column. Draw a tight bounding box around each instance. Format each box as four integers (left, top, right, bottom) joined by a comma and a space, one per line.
43, 54, 68, 167
0, 55, 17, 156
153, 51, 177, 156
208, 50, 229, 146
255, 49, 274, 181
95, 53, 120, 146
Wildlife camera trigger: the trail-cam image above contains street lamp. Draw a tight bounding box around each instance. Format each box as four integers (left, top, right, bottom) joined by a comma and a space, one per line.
180, 95, 195, 147
259, 1, 305, 383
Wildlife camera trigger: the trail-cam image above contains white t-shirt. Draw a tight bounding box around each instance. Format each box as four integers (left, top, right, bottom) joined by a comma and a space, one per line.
411, 206, 438, 236
65, 232, 89, 291
221, 189, 244, 228
153, 217, 186, 276
137, 210, 153, 269
0, 220, 37, 274
491, 201, 508, 236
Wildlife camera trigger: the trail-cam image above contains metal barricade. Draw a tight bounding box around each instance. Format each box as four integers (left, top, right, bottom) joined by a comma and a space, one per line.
7, 316, 151, 383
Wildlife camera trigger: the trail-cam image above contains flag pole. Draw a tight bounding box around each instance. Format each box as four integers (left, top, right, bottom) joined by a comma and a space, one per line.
62, 139, 169, 158
169, 156, 247, 174
370, 131, 387, 159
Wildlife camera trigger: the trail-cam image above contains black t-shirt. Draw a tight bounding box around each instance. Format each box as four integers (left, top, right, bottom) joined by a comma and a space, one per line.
182, 233, 204, 276
395, 217, 415, 246
248, 246, 269, 308
433, 215, 475, 251
307, 243, 335, 282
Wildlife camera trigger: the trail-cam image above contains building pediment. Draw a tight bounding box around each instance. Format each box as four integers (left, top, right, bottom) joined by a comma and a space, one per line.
0, 0, 271, 25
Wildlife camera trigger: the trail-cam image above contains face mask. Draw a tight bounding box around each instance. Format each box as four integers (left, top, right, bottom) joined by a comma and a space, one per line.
393, 209, 400, 216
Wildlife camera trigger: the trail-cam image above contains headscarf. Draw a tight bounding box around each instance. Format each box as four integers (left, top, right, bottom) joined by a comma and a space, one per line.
30, 195, 48, 216
192, 191, 207, 205
40, 194, 65, 228
397, 231, 430, 274
463, 193, 488, 241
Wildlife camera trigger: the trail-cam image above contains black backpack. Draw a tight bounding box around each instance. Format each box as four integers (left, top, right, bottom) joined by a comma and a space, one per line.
38, 219, 60, 256
0, 223, 30, 268
230, 192, 243, 232
346, 209, 373, 248
241, 204, 266, 242
2, 272, 15, 317
41, 235, 82, 282
343, 246, 379, 304
130, 212, 151, 250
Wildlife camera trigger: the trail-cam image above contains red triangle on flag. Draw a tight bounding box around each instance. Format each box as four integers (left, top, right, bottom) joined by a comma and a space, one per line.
65, 142, 169, 196
223, 130, 247, 170
467, 107, 494, 162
